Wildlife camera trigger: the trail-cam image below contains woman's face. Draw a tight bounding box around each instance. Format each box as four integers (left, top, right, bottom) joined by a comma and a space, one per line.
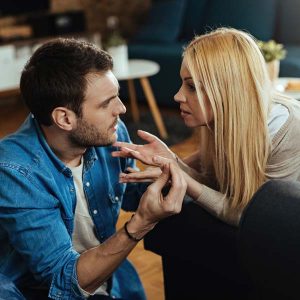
174, 58, 213, 128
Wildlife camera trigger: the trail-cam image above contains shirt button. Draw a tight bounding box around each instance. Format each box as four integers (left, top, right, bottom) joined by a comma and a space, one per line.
86, 182, 90, 187
93, 209, 98, 215
115, 196, 119, 201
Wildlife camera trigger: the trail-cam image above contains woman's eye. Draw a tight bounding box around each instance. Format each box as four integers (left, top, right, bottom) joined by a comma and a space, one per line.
188, 84, 196, 91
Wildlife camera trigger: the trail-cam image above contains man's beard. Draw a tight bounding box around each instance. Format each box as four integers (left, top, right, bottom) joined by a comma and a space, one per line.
69, 117, 118, 148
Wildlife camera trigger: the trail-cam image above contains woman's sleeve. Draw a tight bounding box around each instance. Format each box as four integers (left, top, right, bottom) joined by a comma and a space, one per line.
194, 184, 241, 227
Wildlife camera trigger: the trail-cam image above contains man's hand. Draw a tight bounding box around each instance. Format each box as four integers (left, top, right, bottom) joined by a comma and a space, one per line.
126, 159, 187, 238
112, 130, 176, 166
77, 157, 186, 293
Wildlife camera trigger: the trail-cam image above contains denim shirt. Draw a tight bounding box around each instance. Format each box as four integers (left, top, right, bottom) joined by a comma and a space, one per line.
0, 115, 146, 300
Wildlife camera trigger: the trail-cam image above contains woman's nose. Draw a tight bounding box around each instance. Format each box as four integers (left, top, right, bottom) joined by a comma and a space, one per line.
174, 89, 185, 103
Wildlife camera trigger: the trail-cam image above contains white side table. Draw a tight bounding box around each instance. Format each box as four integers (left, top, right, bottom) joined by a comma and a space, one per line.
275, 77, 300, 100
114, 59, 168, 139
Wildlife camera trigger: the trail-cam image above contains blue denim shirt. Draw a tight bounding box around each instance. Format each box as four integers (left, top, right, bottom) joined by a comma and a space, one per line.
0, 115, 146, 300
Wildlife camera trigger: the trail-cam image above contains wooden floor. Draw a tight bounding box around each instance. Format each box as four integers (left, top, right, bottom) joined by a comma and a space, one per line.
0, 97, 198, 300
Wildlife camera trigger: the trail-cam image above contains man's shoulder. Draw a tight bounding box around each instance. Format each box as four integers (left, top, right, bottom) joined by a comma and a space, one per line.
0, 117, 43, 168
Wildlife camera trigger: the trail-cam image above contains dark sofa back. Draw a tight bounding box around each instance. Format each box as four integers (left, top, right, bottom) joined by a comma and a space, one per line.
276, 0, 300, 44
129, 0, 300, 108
180, 0, 278, 41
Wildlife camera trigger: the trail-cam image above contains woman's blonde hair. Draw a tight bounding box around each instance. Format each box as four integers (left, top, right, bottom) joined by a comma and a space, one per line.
184, 27, 272, 210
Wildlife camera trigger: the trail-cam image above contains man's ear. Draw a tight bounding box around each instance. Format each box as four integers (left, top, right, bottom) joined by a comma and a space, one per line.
51, 107, 77, 131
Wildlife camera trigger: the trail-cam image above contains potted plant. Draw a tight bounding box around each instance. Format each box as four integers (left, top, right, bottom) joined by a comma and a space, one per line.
257, 40, 287, 82
104, 16, 128, 75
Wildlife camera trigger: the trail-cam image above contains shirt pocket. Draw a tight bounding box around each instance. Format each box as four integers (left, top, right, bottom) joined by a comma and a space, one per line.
108, 182, 125, 222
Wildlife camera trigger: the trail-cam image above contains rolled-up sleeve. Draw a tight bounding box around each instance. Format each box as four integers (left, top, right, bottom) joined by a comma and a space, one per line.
0, 165, 84, 300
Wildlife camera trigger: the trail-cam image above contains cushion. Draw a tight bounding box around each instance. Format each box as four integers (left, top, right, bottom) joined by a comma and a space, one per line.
133, 0, 187, 43
203, 0, 277, 41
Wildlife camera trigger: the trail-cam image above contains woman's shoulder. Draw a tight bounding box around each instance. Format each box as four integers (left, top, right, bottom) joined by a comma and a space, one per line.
273, 93, 300, 115
272, 93, 300, 129
270, 95, 300, 154
266, 97, 300, 180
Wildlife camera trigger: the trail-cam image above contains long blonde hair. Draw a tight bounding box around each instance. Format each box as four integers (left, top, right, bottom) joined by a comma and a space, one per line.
184, 28, 272, 210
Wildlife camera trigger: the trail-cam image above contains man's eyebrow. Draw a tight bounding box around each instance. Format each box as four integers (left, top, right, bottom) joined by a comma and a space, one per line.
101, 86, 120, 105
103, 94, 117, 103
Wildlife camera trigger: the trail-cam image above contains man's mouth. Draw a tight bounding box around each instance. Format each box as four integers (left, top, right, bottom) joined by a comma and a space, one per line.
110, 119, 118, 129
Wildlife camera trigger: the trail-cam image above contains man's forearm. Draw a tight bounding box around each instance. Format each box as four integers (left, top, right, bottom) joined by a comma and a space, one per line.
77, 215, 155, 293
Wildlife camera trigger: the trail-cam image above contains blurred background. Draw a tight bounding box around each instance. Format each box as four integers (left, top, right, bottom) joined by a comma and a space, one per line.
1, 0, 300, 109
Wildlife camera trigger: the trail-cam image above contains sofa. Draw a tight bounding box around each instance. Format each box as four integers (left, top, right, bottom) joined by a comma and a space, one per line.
128, 0, 300, 107
144, 180, 300, 300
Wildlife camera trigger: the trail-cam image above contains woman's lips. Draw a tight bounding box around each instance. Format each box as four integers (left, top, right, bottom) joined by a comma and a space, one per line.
180, 110, 191, 117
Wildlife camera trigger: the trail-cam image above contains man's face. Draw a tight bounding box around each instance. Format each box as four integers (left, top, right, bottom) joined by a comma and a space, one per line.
69, 71, 126, 147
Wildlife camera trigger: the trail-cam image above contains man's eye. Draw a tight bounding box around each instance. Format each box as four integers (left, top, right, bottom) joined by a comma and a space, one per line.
101, 99, 113, 108
99, 102, 109, 109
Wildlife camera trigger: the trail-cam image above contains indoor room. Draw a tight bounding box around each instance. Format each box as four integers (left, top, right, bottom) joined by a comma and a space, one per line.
1, 1, 300, 299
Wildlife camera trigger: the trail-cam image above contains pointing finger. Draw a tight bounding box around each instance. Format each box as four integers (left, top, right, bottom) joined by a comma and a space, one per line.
137, 130, 161, 143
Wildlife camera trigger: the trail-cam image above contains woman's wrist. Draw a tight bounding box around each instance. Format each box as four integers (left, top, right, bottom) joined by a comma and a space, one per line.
183, 171, 203, 200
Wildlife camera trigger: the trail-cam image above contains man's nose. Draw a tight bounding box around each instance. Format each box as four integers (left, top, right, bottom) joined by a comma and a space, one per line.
115, 97, 126, 116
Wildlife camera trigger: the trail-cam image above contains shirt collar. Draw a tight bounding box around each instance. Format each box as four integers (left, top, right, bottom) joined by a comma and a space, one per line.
31, 114, 98, 176
83, 147, 98, 171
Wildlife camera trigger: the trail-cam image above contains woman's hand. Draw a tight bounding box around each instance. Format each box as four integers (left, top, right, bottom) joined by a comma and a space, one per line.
119, 167, 162, 183
112, 130, 175, 166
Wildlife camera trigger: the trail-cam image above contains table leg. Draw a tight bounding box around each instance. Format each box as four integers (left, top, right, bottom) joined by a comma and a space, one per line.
127, 79, 140, 122
140, 77, 168, 139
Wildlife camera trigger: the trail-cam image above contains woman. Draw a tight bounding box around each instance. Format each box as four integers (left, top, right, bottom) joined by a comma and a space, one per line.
112, 27, 300, 226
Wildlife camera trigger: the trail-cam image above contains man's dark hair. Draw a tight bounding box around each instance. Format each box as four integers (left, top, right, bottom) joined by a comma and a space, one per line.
20, 38, 113, 126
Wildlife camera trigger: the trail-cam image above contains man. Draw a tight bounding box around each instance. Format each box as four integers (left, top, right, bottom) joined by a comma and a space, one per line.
0, 273, 25, 300
0, 39, 186, 300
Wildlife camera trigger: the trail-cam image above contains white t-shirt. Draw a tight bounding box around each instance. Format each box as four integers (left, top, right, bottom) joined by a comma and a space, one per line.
70, 160, 108, 297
